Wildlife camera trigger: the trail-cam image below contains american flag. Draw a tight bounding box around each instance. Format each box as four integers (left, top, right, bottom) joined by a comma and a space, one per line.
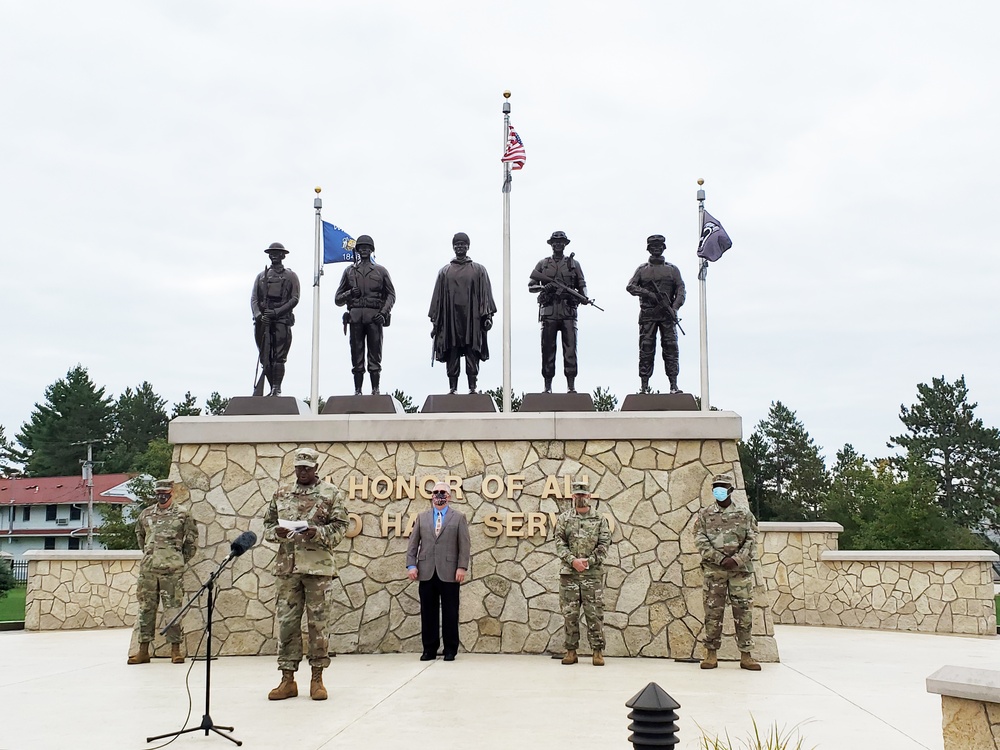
501, 123, 525, 170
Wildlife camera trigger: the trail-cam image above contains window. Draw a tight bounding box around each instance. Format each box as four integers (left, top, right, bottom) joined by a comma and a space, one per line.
22, 506, 30, 522
67, 537, 81, 551
69, 506, 82, 521
43, 537, 56, 550
45, 505, 57, 522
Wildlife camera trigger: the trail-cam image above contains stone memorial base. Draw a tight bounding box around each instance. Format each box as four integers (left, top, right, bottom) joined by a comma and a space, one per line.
420, 393, 497, 413
520, 392, 595, 412
224, 396, 307, 416
621, 392, 698, 411
323, 395, 405, 415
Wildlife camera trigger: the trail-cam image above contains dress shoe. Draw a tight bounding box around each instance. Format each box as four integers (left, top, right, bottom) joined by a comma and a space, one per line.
443, 653, 456, 662
419, 653, 436, 661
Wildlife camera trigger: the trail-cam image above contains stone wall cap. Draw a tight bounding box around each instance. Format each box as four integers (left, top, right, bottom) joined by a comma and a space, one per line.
822, 550, 999, 562
927, 665, 1000, 702
759, 522, 844, 533
23, 550, 144, 561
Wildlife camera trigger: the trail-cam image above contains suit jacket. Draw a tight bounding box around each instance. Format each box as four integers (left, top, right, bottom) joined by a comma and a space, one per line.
405, 507, 471, 583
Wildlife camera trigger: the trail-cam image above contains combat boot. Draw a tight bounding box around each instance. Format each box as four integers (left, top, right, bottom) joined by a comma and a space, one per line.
561, 649, 578, 665
668, 376, 680, 394
268, 670, 298, 700
370, 372, 380, 395
448, 377, 458, 394
700, 649, 718, 669
543, 378, 552, 393
567, 377, 576, 393
310, 667, 328, 701
592, 650, 604, 666
468, 375, 477, 394
171, 643, 185, 664
353, 372, 364, 396
127, 642, 150, 665
639, 378, 650, 394
740, 652, 761, 671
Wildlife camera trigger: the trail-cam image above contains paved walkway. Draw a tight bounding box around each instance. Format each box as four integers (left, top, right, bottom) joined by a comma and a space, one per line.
1, 625, 996, 749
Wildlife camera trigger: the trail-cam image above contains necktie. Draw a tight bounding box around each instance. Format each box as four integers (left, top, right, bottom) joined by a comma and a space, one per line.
435, 511, 442, 536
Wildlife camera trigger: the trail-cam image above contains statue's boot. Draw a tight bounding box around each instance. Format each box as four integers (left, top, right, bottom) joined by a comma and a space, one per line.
310, 666, 328, 700
353, 373, 364, 396
127, 642, 150, 665
268, 670, 298, 700
561, 649, 578, 665
448, 377, 458, 394
468, 375, 477, 394
700, 649, 718, 669
543, 378, 553, 394
640, 378, 650, 394
567, 377, 576, 393
171, 643, 184, 664
668, 376, 680, 394
740, 652, 762, 671
370, 372, 380, 395
269, 364, 285, 397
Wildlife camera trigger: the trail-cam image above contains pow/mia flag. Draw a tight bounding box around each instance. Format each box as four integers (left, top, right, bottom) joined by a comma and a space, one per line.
697, 211, 732, 262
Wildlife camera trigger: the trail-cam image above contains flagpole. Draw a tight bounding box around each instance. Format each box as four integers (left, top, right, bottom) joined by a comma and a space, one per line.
501, 91, 512, 413
310, 186, 323, 415
697, 179, 710, 411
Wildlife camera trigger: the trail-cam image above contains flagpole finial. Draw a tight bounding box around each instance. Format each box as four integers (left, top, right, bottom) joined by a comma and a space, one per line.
315, 186, 322, 193
697, 178, 704, 186
503, 90, 511, 99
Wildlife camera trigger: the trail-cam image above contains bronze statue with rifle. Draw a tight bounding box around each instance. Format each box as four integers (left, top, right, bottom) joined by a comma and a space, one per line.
251, 242, 300, 397
625, 234, 686, 394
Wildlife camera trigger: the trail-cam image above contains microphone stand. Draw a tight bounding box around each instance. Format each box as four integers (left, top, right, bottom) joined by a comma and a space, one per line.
147, 552, 243, 746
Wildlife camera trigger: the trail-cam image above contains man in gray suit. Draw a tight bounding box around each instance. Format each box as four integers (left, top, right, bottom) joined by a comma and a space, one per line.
406, 481, 471, 661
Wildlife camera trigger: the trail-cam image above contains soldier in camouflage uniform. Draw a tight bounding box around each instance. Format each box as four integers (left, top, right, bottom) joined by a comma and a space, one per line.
555, 478, 612, 666
128, 479, 198, 665
263, 447, 349, 701
693, 472, 761, 671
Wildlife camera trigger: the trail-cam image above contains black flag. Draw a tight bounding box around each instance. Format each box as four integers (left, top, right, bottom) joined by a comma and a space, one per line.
697, 211, 732, 262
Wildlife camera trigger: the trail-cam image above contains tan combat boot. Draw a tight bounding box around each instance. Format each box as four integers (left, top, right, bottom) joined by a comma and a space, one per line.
171, 643, 185, 664
310, 667, 328, 701
561, 649, 578, 665
268, 670, 298, 700
700, 649, 718, 669
127, 642, 151, 665
592, 650, 605, 667
740, 652, 761, 671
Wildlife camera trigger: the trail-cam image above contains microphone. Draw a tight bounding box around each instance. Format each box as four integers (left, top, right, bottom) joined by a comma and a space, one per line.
228, 531, 257, 559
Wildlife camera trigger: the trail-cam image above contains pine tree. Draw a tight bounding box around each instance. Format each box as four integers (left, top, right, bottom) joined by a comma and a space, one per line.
205, 392, 231, 416
486, 387, 522, 412
0, 425, 25, 477
16, 365, 114, 477
592, 386, 618, 412
888, 375, 1000, 535
171, 391, 201, 417
105, 382, 168, 473
391, 390, 419, 414
745, 401, 829, 521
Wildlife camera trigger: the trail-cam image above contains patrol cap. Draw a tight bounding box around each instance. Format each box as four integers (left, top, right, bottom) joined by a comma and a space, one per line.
355, 234, 375, 249
711, 473, 735, 489
571, 478, 591, 494
646, 234, 666, 247
265, 241, 288, 255
547, 231, 571, 246
154, 479, 174, 494
293, 448, 320, 468
452, 232, 470, 245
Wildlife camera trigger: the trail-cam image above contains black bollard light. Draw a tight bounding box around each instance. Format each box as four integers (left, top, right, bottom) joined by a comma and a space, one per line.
626, 682, 681, 749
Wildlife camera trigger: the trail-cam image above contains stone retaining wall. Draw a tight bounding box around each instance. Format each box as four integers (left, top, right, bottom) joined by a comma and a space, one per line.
927, 666, 1000, 749
23, 551, 141, 631
760, 524, 998, 635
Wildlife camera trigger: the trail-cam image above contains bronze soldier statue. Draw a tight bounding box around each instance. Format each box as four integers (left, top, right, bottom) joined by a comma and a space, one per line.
626, 234, 685, 393
428, 232, 496, 394
528, 231, 587, 393
333, 235, 396, 395
251, 242, 300, 397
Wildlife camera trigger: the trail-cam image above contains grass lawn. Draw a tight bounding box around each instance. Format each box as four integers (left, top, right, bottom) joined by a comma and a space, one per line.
0, 587, 26, 622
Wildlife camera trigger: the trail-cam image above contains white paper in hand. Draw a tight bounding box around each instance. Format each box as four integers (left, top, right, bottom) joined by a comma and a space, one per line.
278, 519, 309, 533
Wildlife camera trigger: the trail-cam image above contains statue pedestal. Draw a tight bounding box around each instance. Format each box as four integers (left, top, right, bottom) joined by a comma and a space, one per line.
420, 393, 497, 413
322, 395, 405, 415
223, 396, 307, 415
520, 392, 595, 412
620, 392, 698, 411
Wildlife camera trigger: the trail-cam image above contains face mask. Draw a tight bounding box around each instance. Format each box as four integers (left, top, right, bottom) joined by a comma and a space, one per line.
712, 487, 729, 502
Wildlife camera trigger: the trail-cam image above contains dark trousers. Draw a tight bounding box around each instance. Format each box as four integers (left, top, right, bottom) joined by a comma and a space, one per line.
418, 572, 460, 656
540, 318, 578, 379
445, 346, 480, 380
349, 321, 383, 375
638, 319, 678, 379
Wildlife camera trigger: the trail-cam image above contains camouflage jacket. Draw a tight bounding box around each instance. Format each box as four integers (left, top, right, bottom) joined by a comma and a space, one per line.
135, 503, 198, 573
263, 479, 349, 577
693, 502, 757, 572
554, 509, 611, 577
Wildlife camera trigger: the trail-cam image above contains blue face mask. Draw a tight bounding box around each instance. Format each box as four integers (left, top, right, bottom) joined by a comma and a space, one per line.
712, 487, 730, 502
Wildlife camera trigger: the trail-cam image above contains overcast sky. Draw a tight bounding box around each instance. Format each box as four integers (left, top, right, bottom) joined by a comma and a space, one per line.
2, 1, 997, 463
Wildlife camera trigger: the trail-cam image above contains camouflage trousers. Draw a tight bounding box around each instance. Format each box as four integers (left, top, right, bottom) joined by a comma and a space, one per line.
701, 567, 754, 651
136, 568, 184, 644
560, 573, 605, 650
275, 573, 335, 671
